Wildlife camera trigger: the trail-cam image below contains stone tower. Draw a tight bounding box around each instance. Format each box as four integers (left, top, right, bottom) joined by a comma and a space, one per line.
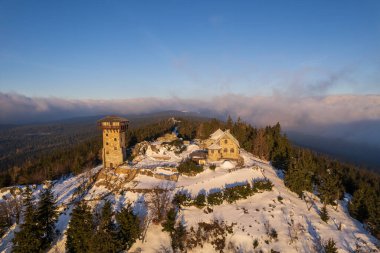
98, 116, 129, 168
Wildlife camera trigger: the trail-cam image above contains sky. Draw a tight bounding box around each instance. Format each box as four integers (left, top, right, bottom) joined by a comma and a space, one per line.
0, 0, 380, 153
1, 0, 379, 99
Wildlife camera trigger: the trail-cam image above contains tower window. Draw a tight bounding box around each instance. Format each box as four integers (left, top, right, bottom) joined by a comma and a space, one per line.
106, 151, 109, 154
114, 147, 117, 150
114, 138, 117, 141
106, 133, 108, 136
224, 148, 227, 153
230, 148, 234, 153
106, 142, 108, 145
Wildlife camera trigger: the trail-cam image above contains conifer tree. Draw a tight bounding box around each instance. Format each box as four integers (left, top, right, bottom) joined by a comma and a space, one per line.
91, 201, 118, 253
35, 185, 59, 249
349, 184, 380, 237
66, 201, 94, 253
323, 238, 338, 253
318, 167, 344, 205
284, 149, 314, 197
12, 186, 41, 253
115, 203, 140, 251
162, 208, 176, 234
320, 205, 329, 223
226, 115, 233, 130
171, 221, 187, 252
349, 186, 369, 222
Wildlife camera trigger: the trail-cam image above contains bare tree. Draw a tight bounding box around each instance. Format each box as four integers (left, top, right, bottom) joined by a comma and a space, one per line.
303, 192, 315, 211
252, 129, 270, 160
0, 194, 23, 237
148, 183, 174, 223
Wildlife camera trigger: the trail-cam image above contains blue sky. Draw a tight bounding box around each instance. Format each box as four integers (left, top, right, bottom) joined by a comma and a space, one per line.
0, 0, 379, 99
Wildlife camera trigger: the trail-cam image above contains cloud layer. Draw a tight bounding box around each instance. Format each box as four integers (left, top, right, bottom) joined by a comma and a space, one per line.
1, 92, 380, 146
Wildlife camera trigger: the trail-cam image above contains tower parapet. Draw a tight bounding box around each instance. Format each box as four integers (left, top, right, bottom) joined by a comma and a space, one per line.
97, 116, 129, 168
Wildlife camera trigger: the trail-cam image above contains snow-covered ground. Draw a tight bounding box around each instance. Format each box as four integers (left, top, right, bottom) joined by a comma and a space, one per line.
1, 141, 379, 253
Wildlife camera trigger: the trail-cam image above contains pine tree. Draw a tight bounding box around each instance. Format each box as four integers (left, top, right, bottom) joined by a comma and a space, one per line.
66, 201, 94, 253
35, 185, 59, 249
171, 221, 186, 252
366, 190, 380, 239
115, 204, 140, 251
284, 150, 314, 197
349, 186, 369, 221
12, 186, 42, 253
226, 115, 233, 130
318, 166, 344, 205
349, 184, 380, 238
323, 238, 338, 253
91, 201, 118, 253
320, 205, 329, 223
162, 208, 176, 234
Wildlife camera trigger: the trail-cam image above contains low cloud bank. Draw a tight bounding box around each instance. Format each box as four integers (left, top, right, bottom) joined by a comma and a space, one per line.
1, 92, 380, 146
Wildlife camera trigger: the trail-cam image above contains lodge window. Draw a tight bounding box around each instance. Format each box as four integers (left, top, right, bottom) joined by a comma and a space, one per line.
106, 133, 108, 136
230, 148, 234, 153
211, 150, 214, 154
224, 148, 227, 153
106, 142, 108, 145
114, 147, 118, 150
114, 138, 117, 141
224, 139, 228, 144
106, 150, 109, 154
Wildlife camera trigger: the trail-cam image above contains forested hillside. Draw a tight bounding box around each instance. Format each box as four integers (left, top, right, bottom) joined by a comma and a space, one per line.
1, 114, 379, 241
0, 112, 207, 187
177, 116, 380, 240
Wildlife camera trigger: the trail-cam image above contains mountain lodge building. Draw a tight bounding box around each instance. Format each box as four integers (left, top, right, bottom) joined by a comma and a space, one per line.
205, 129, 240, 161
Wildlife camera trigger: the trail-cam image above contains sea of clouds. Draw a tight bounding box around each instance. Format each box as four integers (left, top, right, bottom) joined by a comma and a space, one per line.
1, 92, 380, 147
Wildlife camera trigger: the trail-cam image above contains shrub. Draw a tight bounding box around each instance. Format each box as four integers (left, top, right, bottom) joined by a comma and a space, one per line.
252, 179, 273, 192
177, 159, 203, 175
224, 187, 241, 204
168, 139, 183, 148
177, 180, 274, 208
323, 238, 338, 253
172, 192, 192, 207
194, 193, 206, 208
224, 183, 252, 203
209, 164, 216, 171
320, 205, 329, 223
269, 228, 278, 240
237, 183, 253, 199
187, 220, 234, 252
253, 239, 259, 249
169, 139, 186, 154
207, 191, 224, 206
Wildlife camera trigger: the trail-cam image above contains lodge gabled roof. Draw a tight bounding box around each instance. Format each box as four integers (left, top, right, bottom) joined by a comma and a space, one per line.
209, 128, 225, 140
207, 129, 240, 148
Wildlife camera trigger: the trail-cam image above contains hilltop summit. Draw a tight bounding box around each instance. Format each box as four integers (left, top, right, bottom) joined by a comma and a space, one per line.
1, 133, 378, 253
